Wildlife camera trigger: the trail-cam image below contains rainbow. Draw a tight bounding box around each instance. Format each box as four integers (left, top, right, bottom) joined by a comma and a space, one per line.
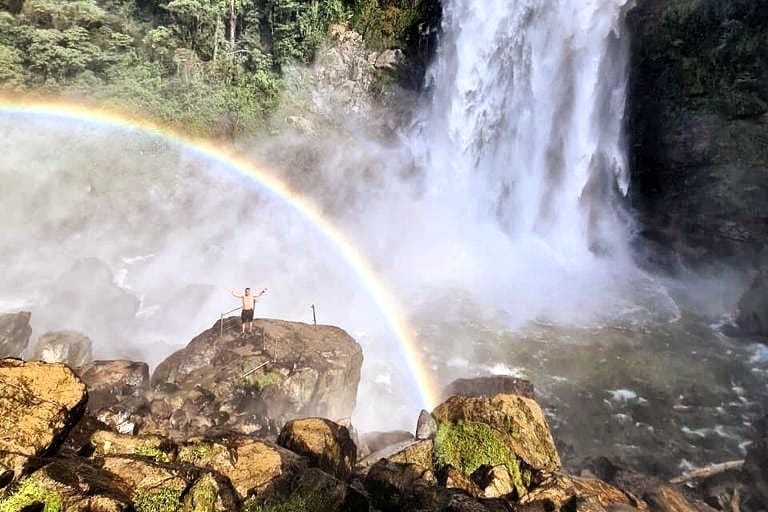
0, 96, 441, 410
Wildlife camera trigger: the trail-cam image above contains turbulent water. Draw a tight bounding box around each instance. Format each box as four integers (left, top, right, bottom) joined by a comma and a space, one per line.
0, 0, 766, 478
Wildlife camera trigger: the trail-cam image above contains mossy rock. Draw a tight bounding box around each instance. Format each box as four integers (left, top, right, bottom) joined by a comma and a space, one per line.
433, 394, 561, 475
434, 421, 530, 498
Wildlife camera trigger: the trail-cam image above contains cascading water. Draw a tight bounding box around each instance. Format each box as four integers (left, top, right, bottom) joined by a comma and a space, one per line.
416, 0, 635, 263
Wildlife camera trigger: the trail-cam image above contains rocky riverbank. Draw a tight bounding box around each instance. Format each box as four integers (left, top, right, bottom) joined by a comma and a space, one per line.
5, 356, 766, 512
1, 314, 767, 511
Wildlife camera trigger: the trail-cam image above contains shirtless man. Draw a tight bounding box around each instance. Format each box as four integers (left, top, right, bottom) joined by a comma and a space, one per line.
231, 287, 267, 336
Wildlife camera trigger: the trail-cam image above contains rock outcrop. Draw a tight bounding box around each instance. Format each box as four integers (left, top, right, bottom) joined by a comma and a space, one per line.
627, 1, 768, 268
0, 359, 87, 478
0, 312, 31, 358
433, 394, 561, 475
32, 330, 93, 367
147, 318, 363, 438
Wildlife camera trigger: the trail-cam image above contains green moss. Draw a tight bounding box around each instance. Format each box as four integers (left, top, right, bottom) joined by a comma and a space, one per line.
241, 491, 330, 512
135, 443, 172, 463
134, 485, 184, 512
179, 441, 217, 465
245, 371, 283, 391
184, 474, 217, 512
0, 478, 63, 512
434, 420, 529, 497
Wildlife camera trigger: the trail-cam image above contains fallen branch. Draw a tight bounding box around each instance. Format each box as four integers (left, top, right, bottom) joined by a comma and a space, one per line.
670, 460, 744, 485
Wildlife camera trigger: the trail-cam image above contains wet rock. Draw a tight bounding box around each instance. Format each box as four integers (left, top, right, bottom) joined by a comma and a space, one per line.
734, 274, 768, 338
278, 417, 357, 481
76, 360, 150, 412
150, 318, 362, 438
0, 359, 87, 478
441, 491, 512, 512
443, 376, 535, 400
417, 409, 438, 439
433, 393, 561, 485
359, 430, 414, 459
32, 330, 93, 367
364, 459, 438, 512
471, 465, 515, 499
0, 311, 31, 358
518, 473, 648, 511
177, 436, 307, 500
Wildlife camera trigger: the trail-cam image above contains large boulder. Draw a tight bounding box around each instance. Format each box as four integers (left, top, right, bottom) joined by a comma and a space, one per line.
75, 360, 150, 412
32, 330, 93, 367
0, 359, 87, 478
149, 318, 362, 438
278, 417, 357, 481
432, 393, 560, 497
177, 436, 308, 501
0, 311, 31, 358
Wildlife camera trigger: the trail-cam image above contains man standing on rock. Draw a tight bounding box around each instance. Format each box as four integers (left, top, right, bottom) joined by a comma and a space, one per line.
231, 287, 267, 336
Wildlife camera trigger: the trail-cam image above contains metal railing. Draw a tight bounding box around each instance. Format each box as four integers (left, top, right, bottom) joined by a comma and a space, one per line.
219, 306, 242, 337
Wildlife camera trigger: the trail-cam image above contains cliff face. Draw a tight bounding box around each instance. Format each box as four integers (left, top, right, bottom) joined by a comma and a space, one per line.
627, 0, 768, 268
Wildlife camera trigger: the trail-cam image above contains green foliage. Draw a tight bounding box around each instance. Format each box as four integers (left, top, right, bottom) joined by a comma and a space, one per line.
644, 0, 768, 119
0, 478, 63, 512
434, 420, 529, 496
245, 370, 283, 391
179, 441, 217, 464
272, 0, 347, 67
0, 43, 23, 87
349, 0, 421, 50
134, 484, 184, 512
241, 491, 330, 512
135, 443, 172, 463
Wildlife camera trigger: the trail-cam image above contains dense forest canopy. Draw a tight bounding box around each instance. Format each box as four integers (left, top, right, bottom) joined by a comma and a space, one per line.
0, 0, 432, 134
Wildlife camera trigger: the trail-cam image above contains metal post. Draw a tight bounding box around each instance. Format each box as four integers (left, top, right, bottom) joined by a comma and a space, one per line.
311, 304, 317, 326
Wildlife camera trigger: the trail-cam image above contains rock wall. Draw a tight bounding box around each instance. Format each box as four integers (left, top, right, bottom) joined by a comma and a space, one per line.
627, 0, 768, 268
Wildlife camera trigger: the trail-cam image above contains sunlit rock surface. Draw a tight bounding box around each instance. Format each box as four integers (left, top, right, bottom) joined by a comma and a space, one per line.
147, 318, 363, 438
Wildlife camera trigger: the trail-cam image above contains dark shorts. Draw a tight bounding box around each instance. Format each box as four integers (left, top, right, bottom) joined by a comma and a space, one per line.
241, 309, 254, 322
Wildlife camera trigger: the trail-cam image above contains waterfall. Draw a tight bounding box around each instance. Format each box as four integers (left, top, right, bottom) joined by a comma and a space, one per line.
416, 0, 636, 261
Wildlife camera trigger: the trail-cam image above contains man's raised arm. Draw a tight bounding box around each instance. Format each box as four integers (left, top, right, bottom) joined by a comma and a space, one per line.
230, 289, 243, 299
